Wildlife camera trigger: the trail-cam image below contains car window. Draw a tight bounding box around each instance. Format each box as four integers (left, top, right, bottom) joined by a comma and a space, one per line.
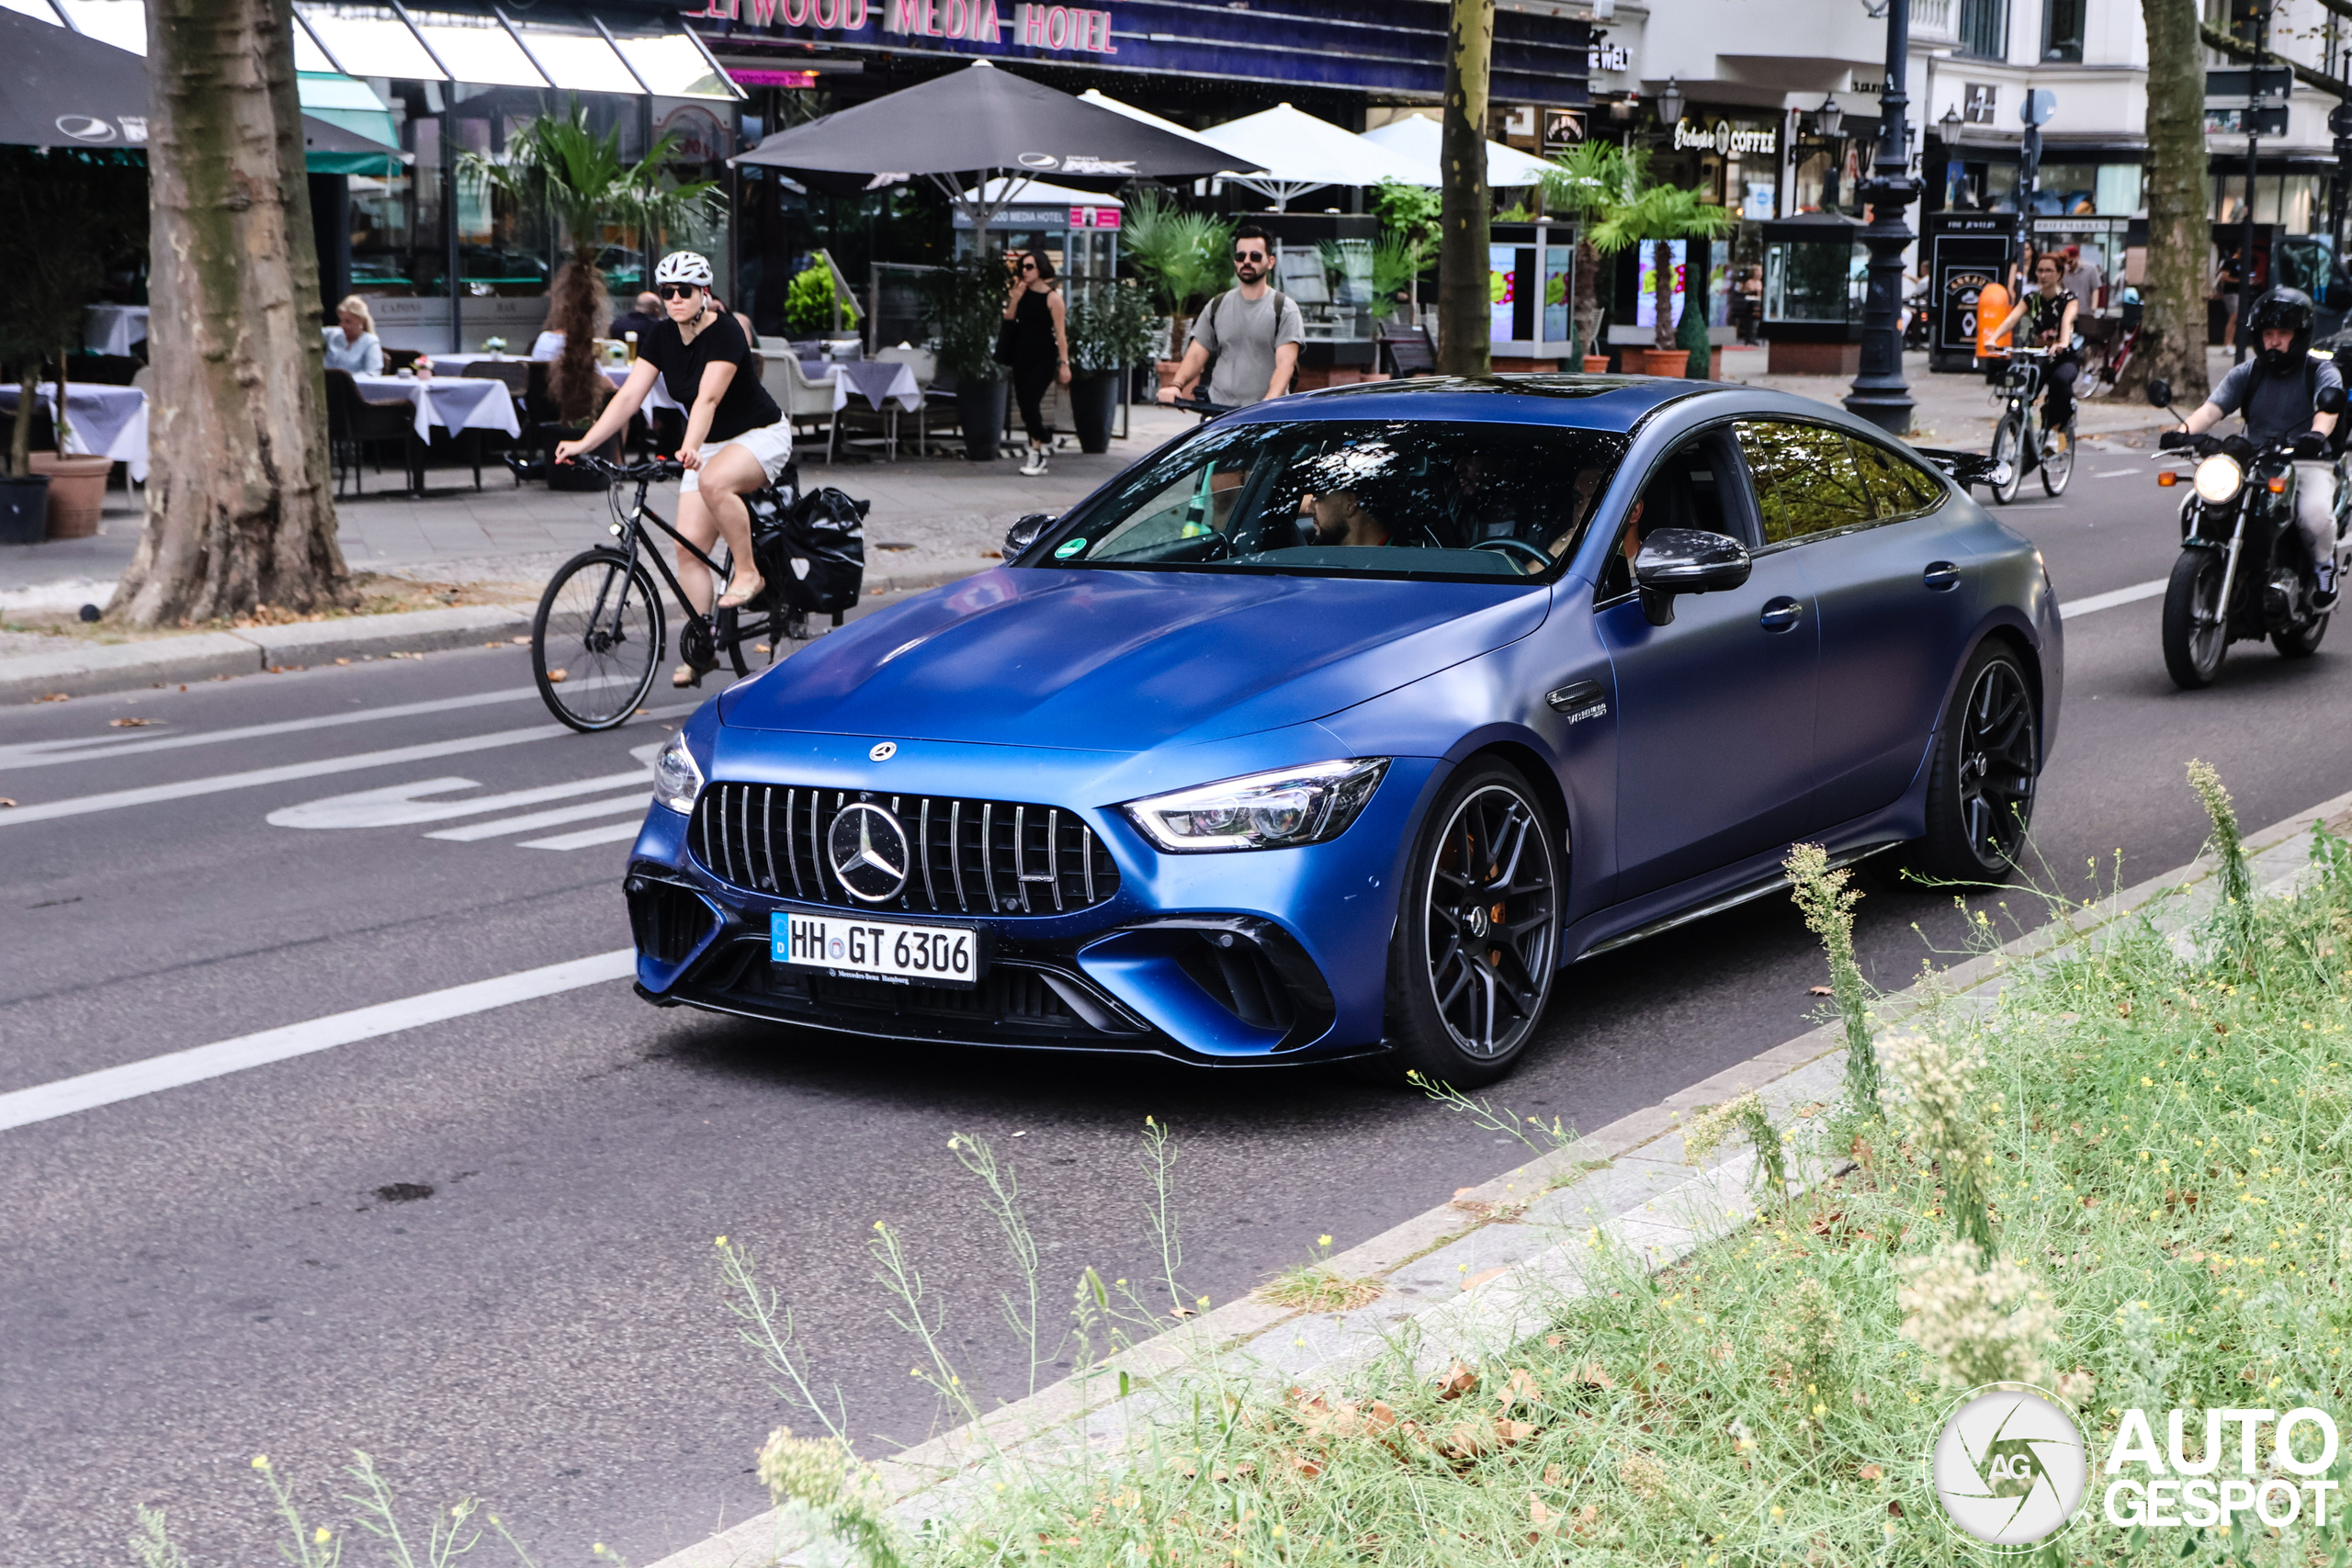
1848, 438, 1949, 522
1040, 420, 1628, 582
1735, 421, 1877, 545
1596, 433, 1736, 602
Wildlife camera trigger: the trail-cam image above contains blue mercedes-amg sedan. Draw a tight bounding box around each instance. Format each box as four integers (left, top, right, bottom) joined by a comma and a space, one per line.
624, 377, 2060, 1085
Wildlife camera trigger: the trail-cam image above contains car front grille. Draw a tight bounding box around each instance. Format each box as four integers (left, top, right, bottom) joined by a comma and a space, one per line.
690, 782, 1121, 917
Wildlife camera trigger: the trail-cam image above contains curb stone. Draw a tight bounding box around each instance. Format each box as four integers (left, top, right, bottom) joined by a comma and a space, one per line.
646, 781, 2352, 1568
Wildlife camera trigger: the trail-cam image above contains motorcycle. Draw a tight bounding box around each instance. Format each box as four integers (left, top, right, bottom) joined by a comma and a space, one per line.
2148, 376, 2346, 689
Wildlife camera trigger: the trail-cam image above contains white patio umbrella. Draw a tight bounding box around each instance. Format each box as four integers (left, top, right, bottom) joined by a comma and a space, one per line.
1076, 88, 1227, 153
1360, 113, 1556, 189
1193, 103, 1428, 210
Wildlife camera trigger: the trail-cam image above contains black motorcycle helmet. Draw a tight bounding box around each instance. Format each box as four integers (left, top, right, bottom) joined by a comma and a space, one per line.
2249, 286, 2316, 376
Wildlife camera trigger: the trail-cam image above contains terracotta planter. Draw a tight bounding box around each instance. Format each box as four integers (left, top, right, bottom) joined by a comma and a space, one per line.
29, 453, 111, 537
1640, 348, 1688, 378
1581, 354, 1612, 375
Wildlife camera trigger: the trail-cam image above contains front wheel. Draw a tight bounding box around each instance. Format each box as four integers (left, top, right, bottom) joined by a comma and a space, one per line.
1989, 413, 2026, 505
2161, 547, 2231, 690
2040, 415, 2076, 496
1358, 762, 1561, 1089
1912, 642, 2041, 885
534, 547, 664, 732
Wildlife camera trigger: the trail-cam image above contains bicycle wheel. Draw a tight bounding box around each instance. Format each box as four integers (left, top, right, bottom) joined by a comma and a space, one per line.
2041, 415, 2076, 496
534, 547, 664, 732
1990, 412, 2025, 505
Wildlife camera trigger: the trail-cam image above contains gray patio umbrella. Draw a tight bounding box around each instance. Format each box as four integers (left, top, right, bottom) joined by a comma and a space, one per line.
733, 59, 1258, 250
0, 10, 403, 167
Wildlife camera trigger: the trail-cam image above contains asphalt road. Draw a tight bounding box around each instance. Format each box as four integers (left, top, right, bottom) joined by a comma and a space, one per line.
8, 436, 2352, 1567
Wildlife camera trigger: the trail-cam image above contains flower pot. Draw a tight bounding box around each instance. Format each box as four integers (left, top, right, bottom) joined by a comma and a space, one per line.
1068, 370, 1122, 454
956, 376, 1008, 462
1640, 348, 1688, 378
0, 474, 49, 545
29, 452, 111, 537
1581, 354, 1612, 375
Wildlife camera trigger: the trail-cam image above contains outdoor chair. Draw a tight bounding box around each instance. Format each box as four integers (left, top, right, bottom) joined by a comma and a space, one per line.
763, 355, 839, 461
1378, 324, 1437, 378
460, 362, 527, 486
383, 346, 422, 374
872, 345, 938, 454
323, 367, 421, 497
66, 353, 141, 386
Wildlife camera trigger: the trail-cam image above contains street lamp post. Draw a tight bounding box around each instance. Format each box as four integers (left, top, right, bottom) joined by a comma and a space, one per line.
1843, 0, 1920, 434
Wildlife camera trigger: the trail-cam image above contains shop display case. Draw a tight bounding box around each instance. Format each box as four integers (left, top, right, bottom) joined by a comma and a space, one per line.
1758, 213, 1866, 374
1488, 220, 1577, 368
1253, 213, 1381, 388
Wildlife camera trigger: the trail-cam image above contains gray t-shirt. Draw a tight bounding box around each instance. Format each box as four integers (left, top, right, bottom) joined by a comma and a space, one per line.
1190, 287, 1305, 407
2211, 355, 2346, 445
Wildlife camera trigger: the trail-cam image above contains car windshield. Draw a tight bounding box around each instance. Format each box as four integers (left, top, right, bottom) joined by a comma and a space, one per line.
1038, 420, 1628, 581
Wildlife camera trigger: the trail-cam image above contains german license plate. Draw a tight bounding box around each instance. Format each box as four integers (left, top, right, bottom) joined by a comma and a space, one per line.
772, 910, 981, 989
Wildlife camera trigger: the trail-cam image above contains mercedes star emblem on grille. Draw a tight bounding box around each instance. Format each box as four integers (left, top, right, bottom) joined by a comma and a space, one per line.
827, 803, 911, 902
869, 741, 898, 761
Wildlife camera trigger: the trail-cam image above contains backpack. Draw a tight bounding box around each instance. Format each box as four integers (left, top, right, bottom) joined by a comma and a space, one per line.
750, 477, 867, 616
1199, 286, 1293, 399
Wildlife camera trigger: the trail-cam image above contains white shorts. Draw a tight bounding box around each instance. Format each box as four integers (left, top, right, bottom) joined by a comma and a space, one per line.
682, 422, 793, 492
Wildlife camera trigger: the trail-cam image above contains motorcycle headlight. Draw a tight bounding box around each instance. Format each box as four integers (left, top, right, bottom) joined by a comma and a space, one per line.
2194, 453, 2245, 505
652, 730, 705, 815
1122, 758, 1390, 853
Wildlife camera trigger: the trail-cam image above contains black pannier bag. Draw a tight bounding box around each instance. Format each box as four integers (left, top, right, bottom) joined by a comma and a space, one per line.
748, 466, 868, 618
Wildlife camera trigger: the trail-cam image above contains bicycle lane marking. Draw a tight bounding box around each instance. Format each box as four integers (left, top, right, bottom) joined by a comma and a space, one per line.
268, 741, 664, 852
0, 949, 639, 1134
0, 682, 552, 773
0, 704, 697, 828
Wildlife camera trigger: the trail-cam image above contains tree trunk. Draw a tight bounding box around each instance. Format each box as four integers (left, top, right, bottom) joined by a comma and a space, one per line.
51, 348, 70, 453
1653, 241, 1675, 352
2124, 0, 2213, 404
114, 0, 349, 626
1436, 0, 1493, 376
1571, 238, 1604, 363
11, 367, 34, 478
547, 250, 612, 424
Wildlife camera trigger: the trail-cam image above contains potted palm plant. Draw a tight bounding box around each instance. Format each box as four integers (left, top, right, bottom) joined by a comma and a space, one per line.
924, 255, 1012, 462
1119, 189, 1232, 378
1589, 175, 1732, 378
1064, 281, 1159, 453
1536, 142, 1638, 371
458, 107, 715, 481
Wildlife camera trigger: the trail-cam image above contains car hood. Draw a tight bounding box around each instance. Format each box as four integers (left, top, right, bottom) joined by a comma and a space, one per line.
718, 567, 1548, 752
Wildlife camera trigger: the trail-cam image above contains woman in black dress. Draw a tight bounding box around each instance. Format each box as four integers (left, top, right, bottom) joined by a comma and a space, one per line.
1002, 250, 1070, 475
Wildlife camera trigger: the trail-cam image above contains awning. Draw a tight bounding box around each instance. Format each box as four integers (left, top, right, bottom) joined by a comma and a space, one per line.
298, 72, 400, 152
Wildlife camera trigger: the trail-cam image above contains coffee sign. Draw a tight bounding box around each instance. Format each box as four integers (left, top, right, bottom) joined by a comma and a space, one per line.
1671, 117, 1776, 157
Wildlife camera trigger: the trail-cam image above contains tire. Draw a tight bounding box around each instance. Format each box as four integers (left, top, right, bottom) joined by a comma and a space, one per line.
534, 547, 664, 732
2040, 415, 2076, 497
2274, 611, 2330, 659
1357, 762, 1562, 1089
2161, 547, 2231, 690
1913, 643, 2041, 885
1989, 413, 2025, 505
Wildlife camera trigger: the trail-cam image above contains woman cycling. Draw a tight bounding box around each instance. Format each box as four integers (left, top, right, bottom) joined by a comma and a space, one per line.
1990, 252, 2081, 453
1002, 249, 1070, 476
555, 252, 788, 688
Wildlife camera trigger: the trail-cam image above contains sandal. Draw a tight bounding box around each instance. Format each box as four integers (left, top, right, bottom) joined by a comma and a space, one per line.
672, 662, 702, 689
716, 572, 767, 610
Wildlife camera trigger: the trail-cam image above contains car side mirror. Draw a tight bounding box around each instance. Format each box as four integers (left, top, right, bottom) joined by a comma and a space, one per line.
1004, 513, 1051, 561
2319, 383, 2348, 417
2147, 377, 2173, 410
1633, 528, 1753, 627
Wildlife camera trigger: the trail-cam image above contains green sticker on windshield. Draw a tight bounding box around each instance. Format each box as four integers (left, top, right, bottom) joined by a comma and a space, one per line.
1055, 538, 1087, 558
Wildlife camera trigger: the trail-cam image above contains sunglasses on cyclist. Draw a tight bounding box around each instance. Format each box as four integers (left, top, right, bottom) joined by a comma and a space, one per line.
655, 282, 704, 300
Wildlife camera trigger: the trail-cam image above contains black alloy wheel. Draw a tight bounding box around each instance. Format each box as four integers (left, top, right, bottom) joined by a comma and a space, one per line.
2161, 547, 2231, 690
533, 547, 664, 732
1362, 762, 1560, 1089
1914, 643, 2041, 885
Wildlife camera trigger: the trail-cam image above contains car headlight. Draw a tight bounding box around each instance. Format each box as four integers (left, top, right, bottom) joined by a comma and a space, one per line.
1122, 758, 1390, 852
2194, 453, 2245, 505
651, 730, 705, 814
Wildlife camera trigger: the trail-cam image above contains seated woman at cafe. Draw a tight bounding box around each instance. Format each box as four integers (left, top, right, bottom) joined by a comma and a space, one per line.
322, 296, 384, 375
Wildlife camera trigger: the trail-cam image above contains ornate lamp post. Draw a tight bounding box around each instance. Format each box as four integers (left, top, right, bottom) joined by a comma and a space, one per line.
1843, 0, 1919, 434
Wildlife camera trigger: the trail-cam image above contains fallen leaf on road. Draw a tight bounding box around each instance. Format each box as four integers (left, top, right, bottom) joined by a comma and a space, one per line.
512, 635, 531, 645
334, 657, 351, 665
1809, 985, 1834, 996
36, 693, 67, 703
108, 716, 153, 728
1169, 1306, 1195, 1319
0, 798, 15, 808
1433, 1362, 1478, 1400
1461, 1267, 1507, 1292
547, 669, 568, 683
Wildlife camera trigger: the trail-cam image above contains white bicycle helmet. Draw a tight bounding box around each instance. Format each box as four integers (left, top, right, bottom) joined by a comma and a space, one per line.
654, 251, 714, 288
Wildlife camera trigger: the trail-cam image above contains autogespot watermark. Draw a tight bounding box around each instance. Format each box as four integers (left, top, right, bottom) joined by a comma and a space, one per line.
1925, 1387, 2343, 1552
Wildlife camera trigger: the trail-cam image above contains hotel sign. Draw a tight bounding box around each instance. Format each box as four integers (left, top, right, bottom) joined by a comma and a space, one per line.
692, 0, 1115, 51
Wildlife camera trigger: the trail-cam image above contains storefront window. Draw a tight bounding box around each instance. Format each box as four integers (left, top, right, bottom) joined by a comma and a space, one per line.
1764, 235, 1865, 323
2094, 164, 2143, 216
2216, 174, 2324, 234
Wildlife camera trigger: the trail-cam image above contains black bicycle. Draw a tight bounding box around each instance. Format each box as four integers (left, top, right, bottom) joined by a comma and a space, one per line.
1986, 345, 2076, 505
530, 455, 804, 732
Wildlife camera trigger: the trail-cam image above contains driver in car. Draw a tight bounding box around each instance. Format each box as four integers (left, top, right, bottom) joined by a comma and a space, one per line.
1300, 488, 1391, 548
2164, 286, 2345, 608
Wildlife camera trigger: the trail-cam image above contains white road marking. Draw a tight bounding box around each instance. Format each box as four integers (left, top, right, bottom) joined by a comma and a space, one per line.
2062, 578, 2168, 617
2090, 467, 2144, 478
0, 949, 638, 1134
0, 704, 695, 828
426, 792, 651, 841
271, 771, 649, 830
0, 683, 559, 772
521, 820, 648, 852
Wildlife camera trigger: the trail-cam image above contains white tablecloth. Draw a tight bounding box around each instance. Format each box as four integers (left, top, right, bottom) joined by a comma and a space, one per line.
603, 363, 685, 415
85, 305, 150, 357
352, 374, 523, 443
831, 360, 922, 414
0, 382, 149, 483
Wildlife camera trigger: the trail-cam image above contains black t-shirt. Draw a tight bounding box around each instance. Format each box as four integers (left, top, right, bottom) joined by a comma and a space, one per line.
641, 310, 781, 443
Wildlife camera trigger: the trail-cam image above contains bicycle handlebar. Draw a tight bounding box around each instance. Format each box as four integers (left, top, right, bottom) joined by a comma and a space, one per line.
558, 453, 684, 482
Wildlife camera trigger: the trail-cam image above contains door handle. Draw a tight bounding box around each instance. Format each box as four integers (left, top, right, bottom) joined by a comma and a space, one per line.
1923, 560, 1962, 591
1758, 597, 1804, 631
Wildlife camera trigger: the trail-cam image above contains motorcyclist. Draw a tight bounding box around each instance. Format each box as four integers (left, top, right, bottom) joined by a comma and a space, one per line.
2161, 286, 2344, 609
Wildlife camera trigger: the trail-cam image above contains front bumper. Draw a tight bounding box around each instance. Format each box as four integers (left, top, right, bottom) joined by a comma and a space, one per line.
621, 736, 1440, 1065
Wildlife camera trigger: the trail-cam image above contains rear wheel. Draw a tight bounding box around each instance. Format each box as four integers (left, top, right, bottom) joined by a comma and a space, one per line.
2162, 547, 2231, 690
2040, 414, 2076, 496
534, 547, 663, 732
1912, 643, 2041, 885
1989, 413, 2025, 505
1356, 762, 1560, 1089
